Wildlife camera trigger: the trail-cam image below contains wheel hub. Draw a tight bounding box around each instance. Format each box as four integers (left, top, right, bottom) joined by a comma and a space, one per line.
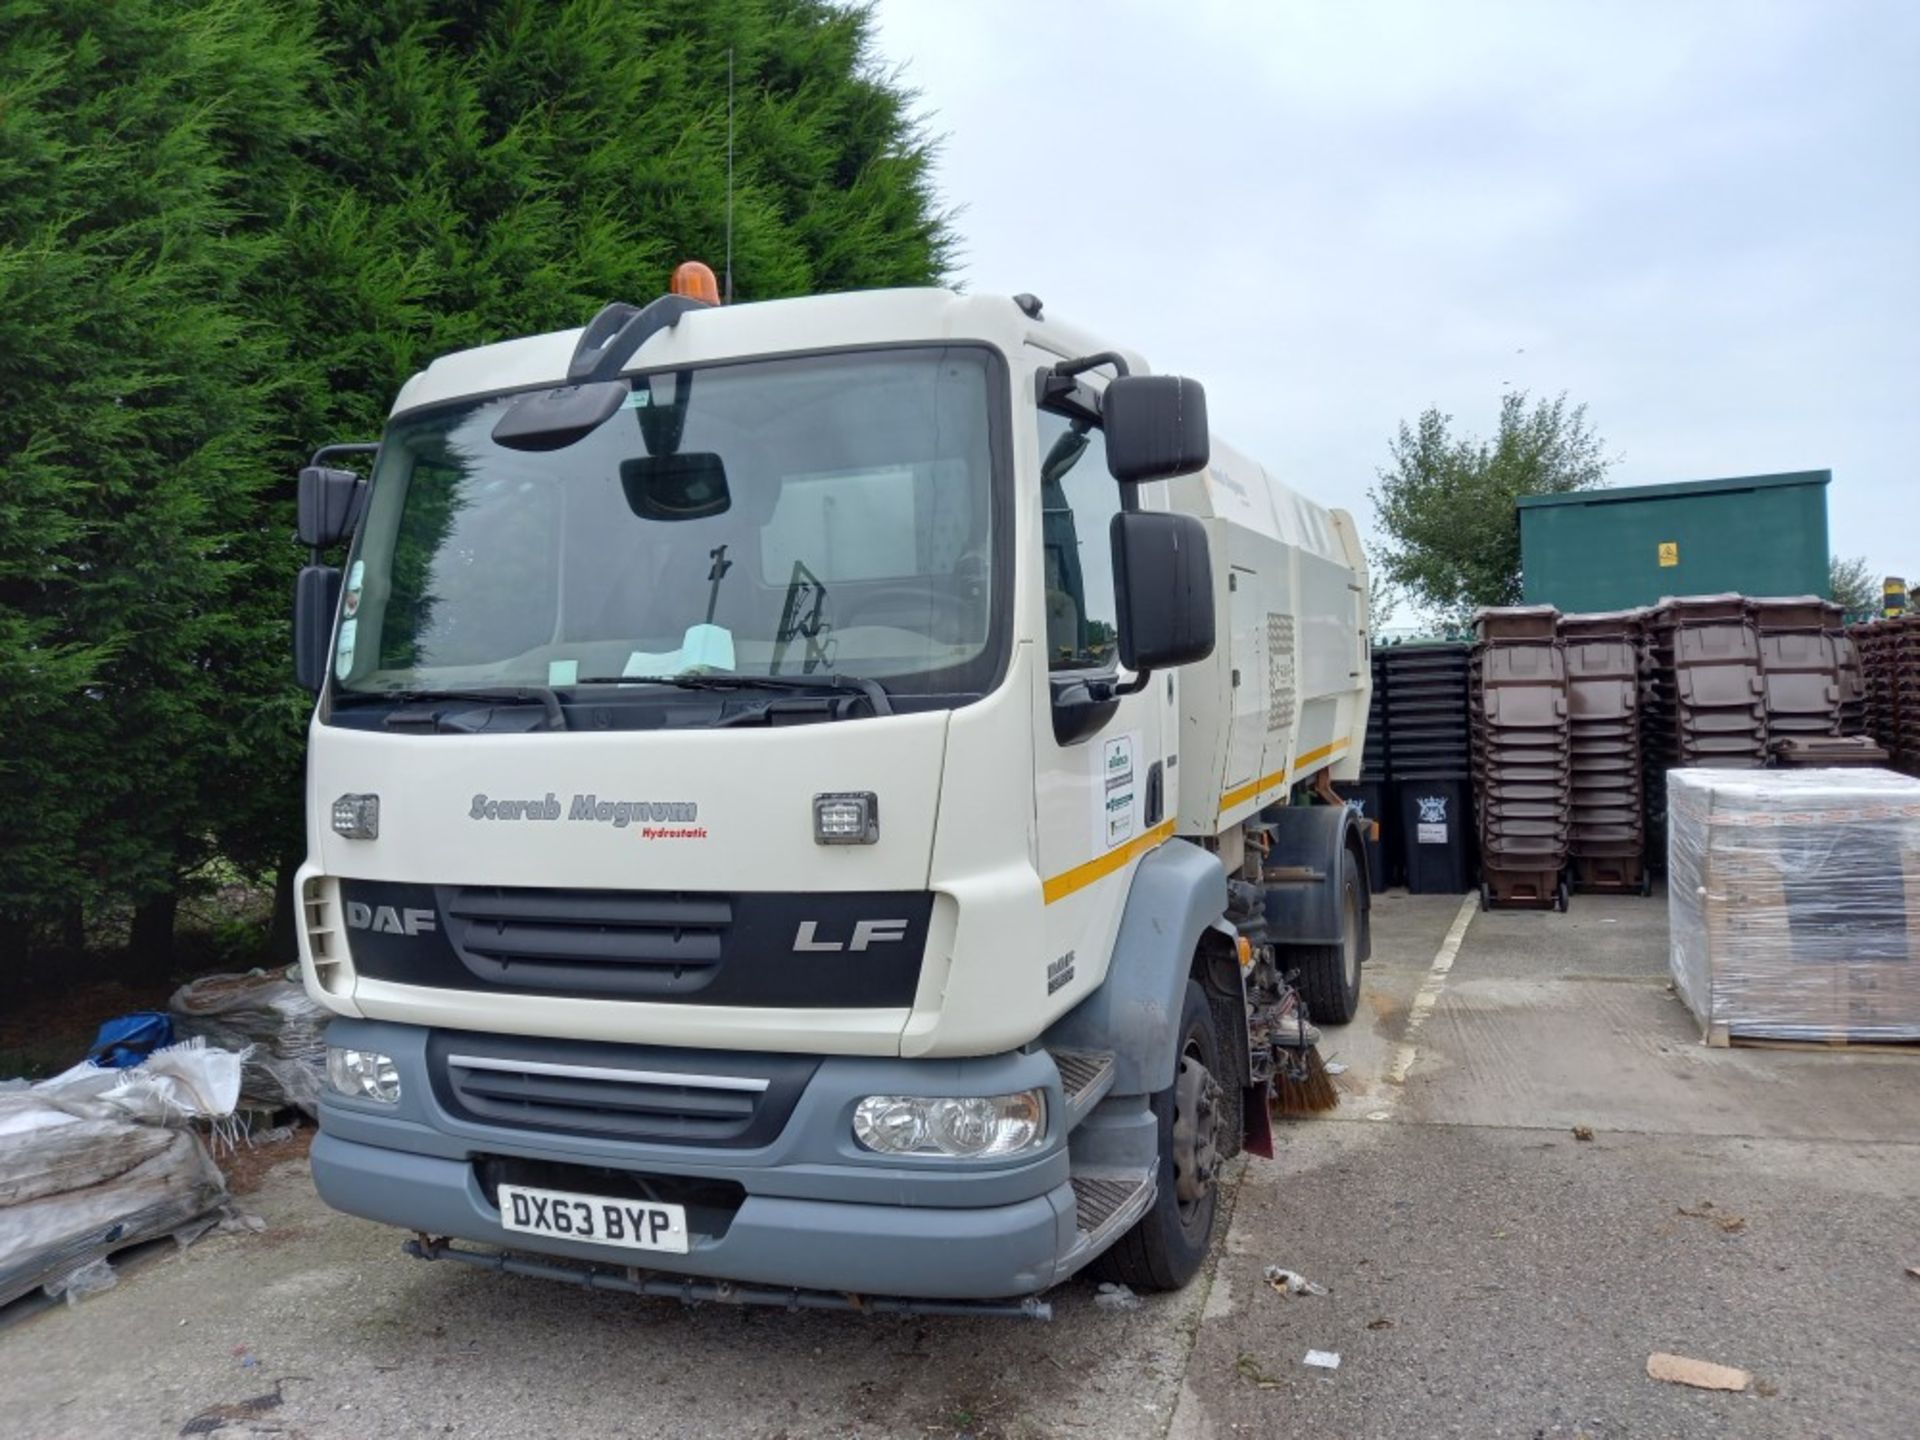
1171, 1053, 1223, 1208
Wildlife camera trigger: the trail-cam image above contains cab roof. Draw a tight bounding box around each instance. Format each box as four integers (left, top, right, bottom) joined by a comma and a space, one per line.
390, 288, 1148, 417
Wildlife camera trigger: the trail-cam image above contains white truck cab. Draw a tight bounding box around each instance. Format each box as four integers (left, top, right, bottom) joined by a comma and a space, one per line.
294, 275, 1372, 1317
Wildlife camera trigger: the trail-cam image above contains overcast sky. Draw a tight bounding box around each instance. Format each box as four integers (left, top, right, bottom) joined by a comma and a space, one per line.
868, 0, 1919, 595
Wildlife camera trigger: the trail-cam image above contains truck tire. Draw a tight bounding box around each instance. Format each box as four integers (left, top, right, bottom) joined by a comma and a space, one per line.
1205, 989, 1247, 1162
1092, 981, 1223, 1292
1295, 865, 1362, 1026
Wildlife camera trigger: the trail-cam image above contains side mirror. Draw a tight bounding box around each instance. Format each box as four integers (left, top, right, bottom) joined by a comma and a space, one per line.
298, 466, 365, 548
294, 564, 342, 693
1111, 511, 1214, 671
1102, 375, 1209, 484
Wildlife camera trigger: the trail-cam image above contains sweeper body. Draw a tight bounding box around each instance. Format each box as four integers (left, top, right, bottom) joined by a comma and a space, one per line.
290, 273, 1373, 1315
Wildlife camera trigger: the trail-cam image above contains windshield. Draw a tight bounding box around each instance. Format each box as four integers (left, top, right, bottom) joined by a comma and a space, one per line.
333, 346, 1004, 702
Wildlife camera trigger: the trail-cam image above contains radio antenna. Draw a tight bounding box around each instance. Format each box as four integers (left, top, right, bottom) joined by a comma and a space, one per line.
724, 47, 735, 304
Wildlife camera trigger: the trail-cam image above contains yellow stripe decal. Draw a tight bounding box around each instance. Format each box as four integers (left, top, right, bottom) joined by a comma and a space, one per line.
1215, 737, 1352, 816
1296, 737, 1351, 769
1218, 767, 1288, 813
1041, 820, 1177, 905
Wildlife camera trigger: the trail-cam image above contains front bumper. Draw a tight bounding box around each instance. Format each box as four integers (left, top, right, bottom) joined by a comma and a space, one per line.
313, 1018, 1077, 1299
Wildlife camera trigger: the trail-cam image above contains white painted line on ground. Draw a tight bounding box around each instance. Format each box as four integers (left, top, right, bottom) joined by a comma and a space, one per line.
1369, 892, 1479, 1118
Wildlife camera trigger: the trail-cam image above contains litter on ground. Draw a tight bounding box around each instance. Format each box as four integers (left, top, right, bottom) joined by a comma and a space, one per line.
1646, 1352, 1752, 1392
1677, 1201, 1748, 1234
1263, 1265, 1329, 1296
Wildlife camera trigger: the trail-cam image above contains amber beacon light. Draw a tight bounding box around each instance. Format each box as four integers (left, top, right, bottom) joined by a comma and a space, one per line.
671, 260, 722, 305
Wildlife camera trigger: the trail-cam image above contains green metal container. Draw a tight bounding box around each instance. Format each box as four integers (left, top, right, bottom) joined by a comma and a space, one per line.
1518, 470, 1830, 612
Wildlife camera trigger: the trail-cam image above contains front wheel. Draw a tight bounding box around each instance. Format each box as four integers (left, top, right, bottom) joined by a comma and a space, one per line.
1295, 866, 1363, 1025
1092, 980, 1223, 1292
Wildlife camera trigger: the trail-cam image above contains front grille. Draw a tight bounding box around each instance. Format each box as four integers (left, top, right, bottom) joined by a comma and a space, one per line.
342, 880, 933, 1009
443, 887, 730, 997
429, 1031, 817, 1148
447, 1054, 760, 1142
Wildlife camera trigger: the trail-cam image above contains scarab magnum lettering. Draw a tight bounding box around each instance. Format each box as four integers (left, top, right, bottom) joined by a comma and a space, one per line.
467, 793, 698, 829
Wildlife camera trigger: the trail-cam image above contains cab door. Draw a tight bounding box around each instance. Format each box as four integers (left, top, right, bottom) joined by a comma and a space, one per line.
1028, 376, 1173, 1015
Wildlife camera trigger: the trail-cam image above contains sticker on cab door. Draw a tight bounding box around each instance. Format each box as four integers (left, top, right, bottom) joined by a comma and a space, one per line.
1094, 732, 1141, 849
334, 617, 357, 679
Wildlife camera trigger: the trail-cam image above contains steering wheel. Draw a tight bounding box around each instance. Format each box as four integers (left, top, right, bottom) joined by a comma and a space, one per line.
836, 586, 977, 641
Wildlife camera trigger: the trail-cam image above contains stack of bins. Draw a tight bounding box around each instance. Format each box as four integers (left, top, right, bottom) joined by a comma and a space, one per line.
1850, 619, 1892, 756
1833, 605, 1869, 738
1560, 610, 1648, 895
1638, 618, 1668, 868
1896, 617, 1920, 777
1362, 649, 1390, 781
1752, 595, 1842, 745
1472, 606, 1569, 910
1642, 596, 1767, 868
1382, 642, 1474, 893
1348, 649, 1394, 889
1644, 595, 1768, 768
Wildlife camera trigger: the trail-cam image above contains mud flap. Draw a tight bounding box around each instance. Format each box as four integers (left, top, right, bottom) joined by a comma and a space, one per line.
1241, 1082, 1274, 1158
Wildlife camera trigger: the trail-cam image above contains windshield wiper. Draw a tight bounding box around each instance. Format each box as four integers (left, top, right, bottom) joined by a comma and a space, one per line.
338, 685, 567, 731
572, 671, 893, 717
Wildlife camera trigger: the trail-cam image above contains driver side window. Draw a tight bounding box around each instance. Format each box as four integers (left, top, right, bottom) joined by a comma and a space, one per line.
1035, 412, 1121, 672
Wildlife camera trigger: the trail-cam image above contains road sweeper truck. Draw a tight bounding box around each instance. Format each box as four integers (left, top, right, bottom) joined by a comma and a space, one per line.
291, 267, 1373, 1317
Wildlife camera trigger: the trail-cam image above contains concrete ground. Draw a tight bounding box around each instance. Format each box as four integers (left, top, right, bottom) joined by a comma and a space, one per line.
5, 888, 1919, 1438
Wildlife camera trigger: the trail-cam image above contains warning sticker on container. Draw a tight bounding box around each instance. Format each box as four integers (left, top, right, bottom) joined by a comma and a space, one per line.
1417, 822, 1448, 844
1658, 541, 1679, 567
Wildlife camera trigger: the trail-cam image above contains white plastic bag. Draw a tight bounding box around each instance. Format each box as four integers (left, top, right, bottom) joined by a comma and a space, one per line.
171, 967, 327, 1115
33, 1038, 246, 1124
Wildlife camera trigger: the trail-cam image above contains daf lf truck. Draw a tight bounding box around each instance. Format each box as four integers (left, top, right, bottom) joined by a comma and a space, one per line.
292, 269, 1374, 1316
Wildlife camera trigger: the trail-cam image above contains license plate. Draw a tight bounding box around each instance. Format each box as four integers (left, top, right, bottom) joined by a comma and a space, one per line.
497, 1183, 689, 1254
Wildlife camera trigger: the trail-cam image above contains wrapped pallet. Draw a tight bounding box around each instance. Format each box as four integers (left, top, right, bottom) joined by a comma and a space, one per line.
1668, 767, 1920, 1044
171, 966, 327, 1115
0, 1098, 227, 1306
0, 1042, 240, 1307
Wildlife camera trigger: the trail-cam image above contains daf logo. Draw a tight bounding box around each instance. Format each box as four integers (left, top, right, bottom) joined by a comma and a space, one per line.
345, 901, 438, 937
792, 919, 909, 953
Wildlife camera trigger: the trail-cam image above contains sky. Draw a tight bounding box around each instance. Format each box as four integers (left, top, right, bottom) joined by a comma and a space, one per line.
867, 0, 1920, 599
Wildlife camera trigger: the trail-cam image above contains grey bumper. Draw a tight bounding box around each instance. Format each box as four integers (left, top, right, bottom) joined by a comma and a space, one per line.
313, 1019, 1077, 1299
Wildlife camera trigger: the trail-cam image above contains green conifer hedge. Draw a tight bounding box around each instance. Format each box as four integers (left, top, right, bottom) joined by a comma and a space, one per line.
0, 0, 951, 975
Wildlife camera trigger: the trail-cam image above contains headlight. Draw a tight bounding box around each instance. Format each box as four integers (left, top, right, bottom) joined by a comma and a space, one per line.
852, 1091, 1046, 1158
327, 1046, 401, 1104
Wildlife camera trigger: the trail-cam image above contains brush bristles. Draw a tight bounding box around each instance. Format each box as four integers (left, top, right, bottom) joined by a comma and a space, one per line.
1271, 1046, 1340, 1115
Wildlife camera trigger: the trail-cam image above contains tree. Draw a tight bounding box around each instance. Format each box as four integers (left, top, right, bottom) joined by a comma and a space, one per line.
1829, 554, 1878, 616
222, 0, 958, 925
1369, 391, 1611, 630
0, 0, 318, 969
1366, 566, 1400, 630
1, 0, 954, 974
